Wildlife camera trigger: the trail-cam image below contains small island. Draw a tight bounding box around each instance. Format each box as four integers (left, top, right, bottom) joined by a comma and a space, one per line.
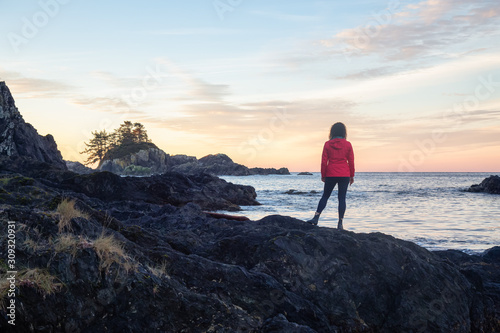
71, 122, 290, 177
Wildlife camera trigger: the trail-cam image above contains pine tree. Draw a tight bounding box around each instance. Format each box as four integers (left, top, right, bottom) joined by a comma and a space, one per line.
117, 121, 135, 146
132, 122, 149, 143
80, 130, 111, 166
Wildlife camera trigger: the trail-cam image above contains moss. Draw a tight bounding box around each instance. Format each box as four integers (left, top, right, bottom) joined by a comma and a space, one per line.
103, 142, 158, 161
123, 165, 152, 176
47, 196, 63, 211
0, 175, 35, 187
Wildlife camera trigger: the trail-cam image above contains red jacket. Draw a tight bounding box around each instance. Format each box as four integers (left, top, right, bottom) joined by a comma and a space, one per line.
321, 138, 355, 178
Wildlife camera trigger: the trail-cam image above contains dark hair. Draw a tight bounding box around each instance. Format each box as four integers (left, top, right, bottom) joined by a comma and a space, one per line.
329, 122, 347, 140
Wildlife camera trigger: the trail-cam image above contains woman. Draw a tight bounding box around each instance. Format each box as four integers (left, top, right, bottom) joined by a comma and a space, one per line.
307, 122, 355, 229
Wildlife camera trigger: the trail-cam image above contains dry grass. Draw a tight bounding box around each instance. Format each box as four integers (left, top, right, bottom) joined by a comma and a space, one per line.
56, 199, 89, 232
18, 268, 63, 296
1, 268, 63, 308
147, 261, 169, 279
24, 236, 44, 252
93, 232, 135, 273
53, 234, 80, 257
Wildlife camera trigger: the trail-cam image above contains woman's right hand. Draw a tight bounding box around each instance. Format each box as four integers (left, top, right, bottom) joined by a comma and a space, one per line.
321, 177, 325, 183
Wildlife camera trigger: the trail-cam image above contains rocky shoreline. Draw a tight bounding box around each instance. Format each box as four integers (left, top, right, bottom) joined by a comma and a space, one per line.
1, 81, 500, 331
0, 163, 499, 331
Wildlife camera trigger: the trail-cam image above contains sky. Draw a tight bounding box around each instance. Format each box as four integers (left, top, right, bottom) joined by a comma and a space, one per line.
1, 0, 499, 172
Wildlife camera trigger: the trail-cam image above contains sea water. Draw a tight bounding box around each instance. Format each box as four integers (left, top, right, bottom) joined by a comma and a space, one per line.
219, 172, 500, 254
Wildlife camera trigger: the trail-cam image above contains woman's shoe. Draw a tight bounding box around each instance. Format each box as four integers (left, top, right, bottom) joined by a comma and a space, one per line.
337, 219, 343, 230
307, 214, 320, 225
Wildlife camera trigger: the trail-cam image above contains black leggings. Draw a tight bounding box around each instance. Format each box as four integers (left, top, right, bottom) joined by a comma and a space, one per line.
316, 177, 350, 219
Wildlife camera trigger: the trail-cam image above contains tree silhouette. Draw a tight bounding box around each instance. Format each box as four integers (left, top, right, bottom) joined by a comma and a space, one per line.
80, 130, 111, 166
80, 121, 154, 166
117, 121, 135, 146
132, 122, 149, 143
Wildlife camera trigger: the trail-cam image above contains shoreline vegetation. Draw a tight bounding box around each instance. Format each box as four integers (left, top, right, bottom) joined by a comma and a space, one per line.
1, 81, 500, 331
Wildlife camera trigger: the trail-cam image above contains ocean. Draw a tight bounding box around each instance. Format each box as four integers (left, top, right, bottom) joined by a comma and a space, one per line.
219, 172, 500, 254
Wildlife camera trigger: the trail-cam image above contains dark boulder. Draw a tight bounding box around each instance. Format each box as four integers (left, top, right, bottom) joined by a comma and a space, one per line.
0, 82, 66, 169
298, 172, 313, 176
2, 198, 500, 332
60, 171, 259, 211
467, 175, 500, 194
434, 248, 500, 332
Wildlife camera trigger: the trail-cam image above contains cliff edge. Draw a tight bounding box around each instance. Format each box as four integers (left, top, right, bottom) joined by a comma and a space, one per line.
0, 82, 66, 169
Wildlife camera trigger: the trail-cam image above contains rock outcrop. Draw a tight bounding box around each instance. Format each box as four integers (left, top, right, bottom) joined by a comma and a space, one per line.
1, 165, 499, 332
100, 147, 168, 175
0, 82, 66, 169
0, 156, 259, 212
65, 161, 94, 174
98, 150, 290, 177
467, 175, 500, 194
170, 153, 290, 176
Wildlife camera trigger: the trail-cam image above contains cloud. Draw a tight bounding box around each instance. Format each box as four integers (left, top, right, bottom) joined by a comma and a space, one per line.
89, 71, 142, 89
71, 96, 146, 116
154, 59, 230, 103
278, 0, 500, 74
325, 0, 500, 61
335, 66, 404, 80
144, 96, 358, 142
0, 69, 74, 98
